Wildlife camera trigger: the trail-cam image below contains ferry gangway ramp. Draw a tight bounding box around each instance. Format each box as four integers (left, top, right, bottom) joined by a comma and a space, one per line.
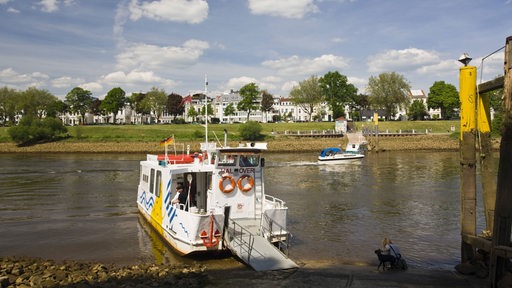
226, 218, 298, 271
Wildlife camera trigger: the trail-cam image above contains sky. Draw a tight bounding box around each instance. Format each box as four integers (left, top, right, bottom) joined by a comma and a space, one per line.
0, 0, 510, 100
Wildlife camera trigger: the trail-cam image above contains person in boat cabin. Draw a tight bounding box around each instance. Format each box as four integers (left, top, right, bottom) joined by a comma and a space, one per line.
171, 183, 189, 210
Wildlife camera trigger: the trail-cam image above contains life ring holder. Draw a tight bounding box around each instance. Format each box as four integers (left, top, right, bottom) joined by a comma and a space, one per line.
219, 175, 236, 193
237, 175, 254, 192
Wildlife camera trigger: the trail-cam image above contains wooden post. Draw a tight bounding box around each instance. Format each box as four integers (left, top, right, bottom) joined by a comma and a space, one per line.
490, 36, 512, 288
459, 64, 477, 262
477, 86, 496, 234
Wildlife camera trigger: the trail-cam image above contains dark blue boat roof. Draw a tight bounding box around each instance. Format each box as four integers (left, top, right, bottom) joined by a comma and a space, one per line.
319, 147, 342, 157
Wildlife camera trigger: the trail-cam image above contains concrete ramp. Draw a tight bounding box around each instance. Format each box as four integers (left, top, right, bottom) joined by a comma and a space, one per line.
229, 234, 298, 271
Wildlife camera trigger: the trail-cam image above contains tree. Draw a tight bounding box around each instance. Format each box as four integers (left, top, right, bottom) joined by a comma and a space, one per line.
90, 98, 103, 116
20, 87, 57, 119
100, 87, 126, 124
319, 71, 358, 119
142, 87, 167, 123
167, 93, 185, 121
46, 99, 68, 118
408, 100, 429, 120
260, 90, 274, 122
187, 106, 199, 122
239, 121, 263, 141
350, 93, 371, 121
224, 102, 236, 123
289, 75, 324, 121
200, 104, 214, 123
426, 81, 460, 120
0, 86, 20, 125
65, 87, 93, 124
8, 116, 67, 145
367, 72, 411, 120
238, 83, 260, 122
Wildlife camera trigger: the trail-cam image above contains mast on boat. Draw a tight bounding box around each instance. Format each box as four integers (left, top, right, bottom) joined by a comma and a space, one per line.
205, 74, 208, 145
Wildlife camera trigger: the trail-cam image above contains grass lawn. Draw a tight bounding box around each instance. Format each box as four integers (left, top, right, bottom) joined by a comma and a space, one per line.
0, 120, 460, 143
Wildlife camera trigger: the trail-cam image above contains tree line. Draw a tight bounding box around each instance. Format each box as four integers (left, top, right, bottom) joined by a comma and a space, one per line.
1, 70, 504, 144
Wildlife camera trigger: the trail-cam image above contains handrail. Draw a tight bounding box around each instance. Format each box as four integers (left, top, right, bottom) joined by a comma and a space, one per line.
261, 213, 291, 256
264, 195, 286, 208
228, 219, 255, 263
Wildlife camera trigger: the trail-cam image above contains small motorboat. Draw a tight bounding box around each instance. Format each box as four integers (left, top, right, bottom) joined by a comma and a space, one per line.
318, 147, 365, 163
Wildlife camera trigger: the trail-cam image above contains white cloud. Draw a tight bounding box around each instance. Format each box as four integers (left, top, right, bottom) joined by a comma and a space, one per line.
0, 0, 11, 4
225, 76, 258, 91
262, 54, 350, 76
367, 48, 440, 73
416, 60, 458, 76
347, 76, 368, 91
116, 40, 209, 71
51, 76, 84, 88
129, 0, 208, 24
331, 37, 345, 43
0, 68, 49, 85
39, 0, 58, 12
280, 81, 299, 95
101, 70, 176, 89
79, 82, 103, 94
38, 0, 74, 13
248, 0, 319, 19
7, 7, 19, 13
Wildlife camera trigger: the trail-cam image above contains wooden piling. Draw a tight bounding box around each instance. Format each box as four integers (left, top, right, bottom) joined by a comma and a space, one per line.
490, 36, 512, 287
459, 65, 477, 262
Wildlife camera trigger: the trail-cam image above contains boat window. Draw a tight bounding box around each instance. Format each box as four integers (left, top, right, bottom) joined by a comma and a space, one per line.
239, 155, 259, 167
155, 170, 161, 197
149, 169, 155, 194
218, 152, 237, 166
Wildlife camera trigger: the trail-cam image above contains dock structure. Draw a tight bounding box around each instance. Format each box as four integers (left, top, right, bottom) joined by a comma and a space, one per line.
457, 36, 512, 287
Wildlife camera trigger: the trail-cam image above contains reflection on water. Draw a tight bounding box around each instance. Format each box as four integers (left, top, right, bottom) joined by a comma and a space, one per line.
0, 152, 493, 271
265, 151, 490, 270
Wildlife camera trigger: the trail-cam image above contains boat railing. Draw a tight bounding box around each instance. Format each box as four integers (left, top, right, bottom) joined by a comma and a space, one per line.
261, 213, 291, 256
228, 219, 255, 263
264, 195, 286, 208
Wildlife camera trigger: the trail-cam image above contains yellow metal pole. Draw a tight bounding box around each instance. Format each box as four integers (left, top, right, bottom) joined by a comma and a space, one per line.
477, 88, 496, 234
459, 65, 477, 263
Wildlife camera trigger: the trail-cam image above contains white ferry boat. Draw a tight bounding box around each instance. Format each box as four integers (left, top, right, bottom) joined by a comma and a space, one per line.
136, 135, 297, 271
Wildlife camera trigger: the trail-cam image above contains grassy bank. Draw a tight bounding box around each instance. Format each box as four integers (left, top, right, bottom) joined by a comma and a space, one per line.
0, 121, 467, 153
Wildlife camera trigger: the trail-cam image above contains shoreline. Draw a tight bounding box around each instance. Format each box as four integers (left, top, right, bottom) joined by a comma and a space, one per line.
0, 134, 478, 154
0, 256, 487, 287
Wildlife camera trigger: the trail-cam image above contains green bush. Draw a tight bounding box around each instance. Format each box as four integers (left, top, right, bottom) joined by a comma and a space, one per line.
8, 117, 68, 145
239, 121, 264, 141
193, 129, 204, 139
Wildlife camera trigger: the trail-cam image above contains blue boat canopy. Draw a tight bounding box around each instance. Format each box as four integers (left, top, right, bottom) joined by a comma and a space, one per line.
319, 147, 342, 157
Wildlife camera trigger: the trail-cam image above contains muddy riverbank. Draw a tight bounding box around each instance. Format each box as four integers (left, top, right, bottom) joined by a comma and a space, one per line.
0, 134, 477, 154
0, 256, 490, 288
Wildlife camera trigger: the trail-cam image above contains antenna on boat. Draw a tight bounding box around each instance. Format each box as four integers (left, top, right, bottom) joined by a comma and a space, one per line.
204, 74, 208, 145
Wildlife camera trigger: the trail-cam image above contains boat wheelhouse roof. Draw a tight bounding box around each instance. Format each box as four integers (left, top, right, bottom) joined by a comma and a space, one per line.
319, 147, 342, 157
217, 142, 267, 154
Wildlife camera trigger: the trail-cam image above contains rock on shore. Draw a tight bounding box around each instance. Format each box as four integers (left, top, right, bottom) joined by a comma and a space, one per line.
0, 256, 206, 288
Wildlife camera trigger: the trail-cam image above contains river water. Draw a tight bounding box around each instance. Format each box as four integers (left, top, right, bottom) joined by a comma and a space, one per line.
0, 151, 493, 271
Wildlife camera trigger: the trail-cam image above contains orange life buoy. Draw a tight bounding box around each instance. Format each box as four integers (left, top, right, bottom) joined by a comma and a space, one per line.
237, 175, 254, 192
219, 175, 236, 193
